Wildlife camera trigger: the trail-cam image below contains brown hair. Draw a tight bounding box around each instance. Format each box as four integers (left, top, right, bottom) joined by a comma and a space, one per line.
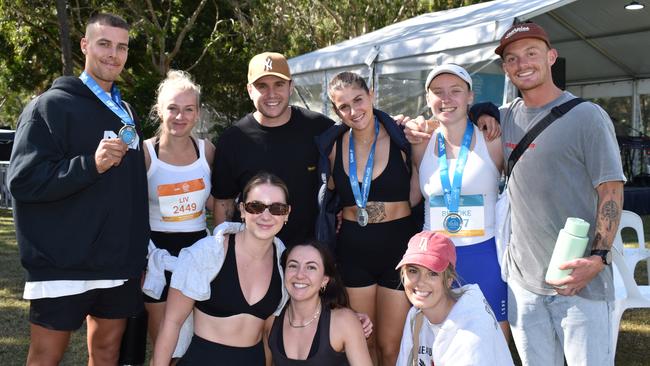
86, 13, 129, 33
327, 71, 370, 110
242, 172, 290, 203
283, 240, 349, 309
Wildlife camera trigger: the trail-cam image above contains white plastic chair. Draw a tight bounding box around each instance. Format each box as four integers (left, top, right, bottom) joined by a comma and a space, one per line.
611, 210, 650, 354
619, 210, 648, 286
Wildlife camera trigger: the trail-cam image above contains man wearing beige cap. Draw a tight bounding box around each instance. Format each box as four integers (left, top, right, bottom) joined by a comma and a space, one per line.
211, 52, 333, 247
483, 22, 624, 365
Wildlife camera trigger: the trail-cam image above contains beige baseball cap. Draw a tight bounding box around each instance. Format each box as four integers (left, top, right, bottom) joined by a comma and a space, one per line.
247, 52, 292, 84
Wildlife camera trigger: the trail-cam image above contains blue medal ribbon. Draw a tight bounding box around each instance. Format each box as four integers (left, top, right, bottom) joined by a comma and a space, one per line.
437, 120, 474, 214
79, 71, 134, 129
348, 117, 380, 211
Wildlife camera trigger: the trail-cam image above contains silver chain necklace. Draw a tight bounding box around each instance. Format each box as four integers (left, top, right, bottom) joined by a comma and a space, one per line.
287, 301, 321, 328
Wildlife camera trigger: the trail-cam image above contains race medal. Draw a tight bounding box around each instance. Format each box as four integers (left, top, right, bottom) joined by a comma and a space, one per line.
119, 125, 137, 145
348, 117, 380, 227
443, 212, 463, 233
436, 120, 474, 234
357, 208, 369, 227
79, 72, 137, 148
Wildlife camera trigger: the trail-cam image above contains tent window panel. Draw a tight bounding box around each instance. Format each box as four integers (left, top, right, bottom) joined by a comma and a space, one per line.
376, 70, 430, 118
290, 84, 324, 113
375, 69, 505, 119
641, 94, 650, 136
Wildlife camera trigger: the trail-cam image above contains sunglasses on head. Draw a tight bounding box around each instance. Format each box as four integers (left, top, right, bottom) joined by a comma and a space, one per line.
243, 201, 290, 215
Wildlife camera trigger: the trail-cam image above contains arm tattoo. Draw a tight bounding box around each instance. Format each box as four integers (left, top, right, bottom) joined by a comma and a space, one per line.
366, 202, 387, 223
601, 200, 618, 231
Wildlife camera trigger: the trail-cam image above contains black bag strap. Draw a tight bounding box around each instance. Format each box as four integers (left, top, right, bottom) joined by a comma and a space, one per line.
505, 97, 585, 177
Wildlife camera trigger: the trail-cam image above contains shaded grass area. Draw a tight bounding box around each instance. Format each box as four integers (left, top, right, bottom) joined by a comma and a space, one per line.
1, 210, 649, 365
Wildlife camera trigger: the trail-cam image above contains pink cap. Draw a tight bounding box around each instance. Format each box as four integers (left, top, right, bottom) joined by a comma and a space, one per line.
395, 231, 457, 272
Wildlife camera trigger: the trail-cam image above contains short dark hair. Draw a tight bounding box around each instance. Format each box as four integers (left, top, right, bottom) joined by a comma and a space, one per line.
86, 13, 130, 33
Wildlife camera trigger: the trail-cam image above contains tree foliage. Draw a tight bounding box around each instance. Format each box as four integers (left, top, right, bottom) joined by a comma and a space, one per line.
0, 0, 486, 134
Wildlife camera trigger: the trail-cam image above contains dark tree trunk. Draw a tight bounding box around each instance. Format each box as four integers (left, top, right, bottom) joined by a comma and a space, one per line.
55, 0, 73, 76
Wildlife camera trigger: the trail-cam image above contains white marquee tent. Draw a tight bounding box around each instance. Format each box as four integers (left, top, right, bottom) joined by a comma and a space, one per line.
287, 0, 650, 135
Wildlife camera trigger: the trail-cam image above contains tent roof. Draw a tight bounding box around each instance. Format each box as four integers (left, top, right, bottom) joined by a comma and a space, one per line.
288, 0, 650, 85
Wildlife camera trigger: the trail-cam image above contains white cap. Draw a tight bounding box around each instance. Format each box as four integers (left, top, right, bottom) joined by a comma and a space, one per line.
424, 64, 472, 92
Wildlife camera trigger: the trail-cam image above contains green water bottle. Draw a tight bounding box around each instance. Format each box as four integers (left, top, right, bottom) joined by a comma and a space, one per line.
545, 217, 590, 284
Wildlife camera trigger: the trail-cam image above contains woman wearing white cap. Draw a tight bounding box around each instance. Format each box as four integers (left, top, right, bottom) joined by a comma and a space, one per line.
413, 64, 510, 337
395, 231, 513, 366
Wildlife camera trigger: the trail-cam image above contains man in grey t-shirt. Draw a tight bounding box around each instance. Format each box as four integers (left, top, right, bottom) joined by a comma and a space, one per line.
403, 21, 625, 365
490, 23, 625, 365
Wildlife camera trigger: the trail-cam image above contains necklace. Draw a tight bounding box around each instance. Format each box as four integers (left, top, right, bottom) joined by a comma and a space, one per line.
287, 301, 321, 328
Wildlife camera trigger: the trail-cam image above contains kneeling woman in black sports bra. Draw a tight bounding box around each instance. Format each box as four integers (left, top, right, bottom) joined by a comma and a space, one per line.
152, 172, 290, 365
269, 241, 372, 366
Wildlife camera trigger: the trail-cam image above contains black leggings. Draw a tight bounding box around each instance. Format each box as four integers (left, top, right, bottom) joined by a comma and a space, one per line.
178, 335, 265, 365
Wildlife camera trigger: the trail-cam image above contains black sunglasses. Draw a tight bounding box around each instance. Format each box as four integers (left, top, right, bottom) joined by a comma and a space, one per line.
243, 201, 290, 215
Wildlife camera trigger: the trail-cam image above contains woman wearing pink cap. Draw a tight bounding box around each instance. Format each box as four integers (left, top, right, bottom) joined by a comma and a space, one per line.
395, 231, 513, 366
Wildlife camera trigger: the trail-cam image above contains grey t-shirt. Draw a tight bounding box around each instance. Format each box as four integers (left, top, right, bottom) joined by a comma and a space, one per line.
501, 91, 625, 301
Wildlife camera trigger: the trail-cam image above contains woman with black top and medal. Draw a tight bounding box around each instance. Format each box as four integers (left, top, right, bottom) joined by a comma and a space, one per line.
268, 240, 372, 366
413, 64, 509, 338
316, 72, 419, 366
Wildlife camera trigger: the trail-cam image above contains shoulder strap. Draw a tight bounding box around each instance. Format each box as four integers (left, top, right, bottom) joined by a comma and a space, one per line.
409, 311, 424, 366
506, 97, 585, 177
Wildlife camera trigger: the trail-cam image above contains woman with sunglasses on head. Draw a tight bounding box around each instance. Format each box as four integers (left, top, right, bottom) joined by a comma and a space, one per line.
268, 240, 373, 366
414, 64, 509, 338
140, 70, 215, 358
316, 71, 419, 365
152, 172, 290, 365
395, 231, 513, 366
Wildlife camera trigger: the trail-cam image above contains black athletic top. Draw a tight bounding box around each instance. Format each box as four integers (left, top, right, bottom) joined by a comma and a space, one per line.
195, 235, 282, 319
332, 136, 411, 207
269, 303, 349, 366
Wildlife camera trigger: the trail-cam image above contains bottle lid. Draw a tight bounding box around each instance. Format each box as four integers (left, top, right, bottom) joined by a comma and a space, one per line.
564, 217, 590, 237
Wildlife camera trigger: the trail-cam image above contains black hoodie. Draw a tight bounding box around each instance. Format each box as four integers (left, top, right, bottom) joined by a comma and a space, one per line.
8, 76, 149, 281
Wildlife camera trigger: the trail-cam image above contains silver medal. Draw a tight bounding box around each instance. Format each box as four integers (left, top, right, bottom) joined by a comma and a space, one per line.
357, 207, 368, 227
119, 125, 137, 145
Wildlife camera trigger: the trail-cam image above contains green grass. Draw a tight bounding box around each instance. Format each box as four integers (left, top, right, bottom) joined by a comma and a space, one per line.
1, 210, 649, 365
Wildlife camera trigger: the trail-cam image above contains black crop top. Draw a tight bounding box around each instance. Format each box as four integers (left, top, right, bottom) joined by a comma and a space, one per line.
269, 303, 349, 366
332, 135, 411, 207
195, 235, 282, 319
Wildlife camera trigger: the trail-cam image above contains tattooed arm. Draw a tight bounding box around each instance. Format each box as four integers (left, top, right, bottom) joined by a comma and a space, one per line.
546, 180, 624, 296
591, 181, 624, 251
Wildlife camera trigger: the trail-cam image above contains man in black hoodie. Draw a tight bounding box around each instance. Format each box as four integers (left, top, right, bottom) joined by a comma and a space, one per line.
8, 13, 149, 365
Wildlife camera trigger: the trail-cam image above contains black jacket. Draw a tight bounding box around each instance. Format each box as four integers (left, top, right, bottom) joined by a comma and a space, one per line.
8, 76, 149, 281
314, 109, 412, 251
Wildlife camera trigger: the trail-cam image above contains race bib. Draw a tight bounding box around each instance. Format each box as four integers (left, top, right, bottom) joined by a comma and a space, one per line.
157, 178, 206, 222
429, 194, 485, 237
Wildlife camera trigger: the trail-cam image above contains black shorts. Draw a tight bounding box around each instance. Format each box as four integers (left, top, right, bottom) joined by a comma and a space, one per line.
29, 279, 143, 331
144, 230, 207, 303
178, 335, 264, 365
336, 215, 416, 290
